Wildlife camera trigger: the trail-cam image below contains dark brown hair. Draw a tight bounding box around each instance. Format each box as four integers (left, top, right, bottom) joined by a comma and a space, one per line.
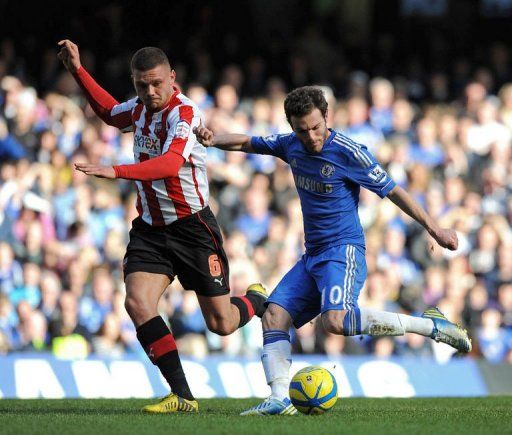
131, 47, 170, 71
284, 86, 328, 124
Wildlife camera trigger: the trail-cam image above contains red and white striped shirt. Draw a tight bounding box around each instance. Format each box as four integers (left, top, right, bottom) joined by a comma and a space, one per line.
74, 67, 208, 226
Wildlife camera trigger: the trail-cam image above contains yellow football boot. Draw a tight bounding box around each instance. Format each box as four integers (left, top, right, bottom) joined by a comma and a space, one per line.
246, 283, 269, 317
142, 393, 198, 414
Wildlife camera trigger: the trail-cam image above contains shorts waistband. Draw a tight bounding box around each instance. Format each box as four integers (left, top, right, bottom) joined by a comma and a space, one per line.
171, 206, 212, 226
135, 206, 212, 230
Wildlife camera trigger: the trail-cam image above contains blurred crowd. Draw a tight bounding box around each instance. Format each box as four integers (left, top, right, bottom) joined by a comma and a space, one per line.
1, 27, 512, 364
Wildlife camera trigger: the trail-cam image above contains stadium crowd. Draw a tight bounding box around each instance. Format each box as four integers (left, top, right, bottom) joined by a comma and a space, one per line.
1, 24, 512, 364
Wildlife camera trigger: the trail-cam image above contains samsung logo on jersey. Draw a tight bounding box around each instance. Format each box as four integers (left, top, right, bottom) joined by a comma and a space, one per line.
134, 134, 159, 153
294, 174, 333, 194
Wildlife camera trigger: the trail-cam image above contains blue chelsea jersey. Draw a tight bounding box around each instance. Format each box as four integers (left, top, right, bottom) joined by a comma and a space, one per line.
251, 130, 396, 254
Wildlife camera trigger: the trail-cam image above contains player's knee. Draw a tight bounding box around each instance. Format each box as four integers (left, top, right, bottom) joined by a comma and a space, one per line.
205, 315, 235, 336
321, 311, 347, 335
322, 316, 339, 334
124, 295, 138, 317
262, 304, 286, 330
125, 293, 151, 323
262, 311, 274, 330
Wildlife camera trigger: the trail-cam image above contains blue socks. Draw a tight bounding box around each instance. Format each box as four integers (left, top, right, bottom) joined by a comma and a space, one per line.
263, 330, 291, 345
342, 308, 362, 336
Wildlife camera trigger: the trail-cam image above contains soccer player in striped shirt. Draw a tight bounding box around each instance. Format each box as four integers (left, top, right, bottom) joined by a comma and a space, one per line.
194, 86, 472, 416
57, 40, 268, 413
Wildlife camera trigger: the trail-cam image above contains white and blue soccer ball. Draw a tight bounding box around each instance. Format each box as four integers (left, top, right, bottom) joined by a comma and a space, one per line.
289, 366, 338, 415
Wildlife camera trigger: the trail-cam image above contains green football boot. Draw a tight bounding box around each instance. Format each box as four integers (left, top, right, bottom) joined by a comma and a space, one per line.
422, 307, 472, 353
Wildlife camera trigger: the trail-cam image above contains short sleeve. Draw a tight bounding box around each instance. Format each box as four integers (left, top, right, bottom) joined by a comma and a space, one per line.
250, 134, 289, 162
343, 143, 396, 198
161, 105, 201, 159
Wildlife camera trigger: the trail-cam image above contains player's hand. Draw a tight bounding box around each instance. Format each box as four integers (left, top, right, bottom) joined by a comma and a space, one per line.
74, 163, 116, 179
193, 124, 214, 147
57, 40, 82, 73
431, 228, 458, 251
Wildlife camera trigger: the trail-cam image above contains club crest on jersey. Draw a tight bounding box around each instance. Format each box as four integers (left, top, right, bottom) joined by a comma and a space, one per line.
368, 164, 387, 183
154, 121, 162, 135
175, 120, 190, 139
320, 163, 335, 178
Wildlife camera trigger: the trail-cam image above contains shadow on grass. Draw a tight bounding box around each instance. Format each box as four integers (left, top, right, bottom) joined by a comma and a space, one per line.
0, 405, 230, 417
0, 408, 139, 416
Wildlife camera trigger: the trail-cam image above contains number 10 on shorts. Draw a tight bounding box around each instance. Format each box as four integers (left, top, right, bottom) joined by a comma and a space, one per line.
322, 285, 343, 306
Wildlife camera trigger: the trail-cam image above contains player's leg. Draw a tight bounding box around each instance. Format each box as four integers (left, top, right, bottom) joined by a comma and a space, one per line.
171, 207, 266, 335
123, 219, 197, 412
241, 259, 319, 416
318, 245, 471, 352
240, 303, 297, 416
322, 306, 471, 352
196, 282, 268, 336
261, 303, 294, 400
322, 307, 432, 337
125, 272, 195, 405
124, 272, 170, 326
318, 245, 434, 336
326, 307, 470, 349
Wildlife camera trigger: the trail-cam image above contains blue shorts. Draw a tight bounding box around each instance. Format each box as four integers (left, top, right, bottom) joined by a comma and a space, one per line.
267, 244, 367, 328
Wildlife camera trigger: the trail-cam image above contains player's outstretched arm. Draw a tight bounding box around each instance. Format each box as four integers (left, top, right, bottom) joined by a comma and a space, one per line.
193, 125, 255, 153
75, 149, 185, 181
74, 163, 116, 179
57, 40, 130, 130
386, 185, 458, 250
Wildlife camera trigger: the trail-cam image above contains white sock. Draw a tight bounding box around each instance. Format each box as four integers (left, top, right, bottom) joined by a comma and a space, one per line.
358, 308, 434, 337
397, 313, 434, 336
262, 330, 291, 401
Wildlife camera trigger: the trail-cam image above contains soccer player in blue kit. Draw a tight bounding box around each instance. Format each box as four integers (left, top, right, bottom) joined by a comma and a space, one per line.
194, 86, 472, 416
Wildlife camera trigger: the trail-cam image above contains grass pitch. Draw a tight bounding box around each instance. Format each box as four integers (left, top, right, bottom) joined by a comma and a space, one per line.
1, 397, 511, 435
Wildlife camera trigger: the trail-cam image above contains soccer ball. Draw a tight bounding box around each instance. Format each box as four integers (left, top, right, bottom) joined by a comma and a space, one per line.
289, 366, 338, 415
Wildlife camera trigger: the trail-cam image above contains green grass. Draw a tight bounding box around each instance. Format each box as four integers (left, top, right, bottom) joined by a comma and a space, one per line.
1, 397, 511, 435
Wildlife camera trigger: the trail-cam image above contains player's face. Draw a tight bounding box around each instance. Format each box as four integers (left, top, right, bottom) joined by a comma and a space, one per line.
132, 64, 176, 112
290, 108, 329, 153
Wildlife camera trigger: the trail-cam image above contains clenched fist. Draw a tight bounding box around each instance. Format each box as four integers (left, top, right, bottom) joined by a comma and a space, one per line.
57, 40, 82, 73
193, 124, 215, 147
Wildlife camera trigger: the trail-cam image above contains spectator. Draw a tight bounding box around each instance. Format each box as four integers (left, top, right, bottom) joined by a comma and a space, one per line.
0, 19, 511, 361
369, 77, 394, 134
0, 292, 17, 350
79, 266, 114, 334
15, 305, 47, 351
386, 99, 416, 144
409, 117, 444, 168
10, 262, 41, 308
377, 227, 420, 286
0, 242, 23, 296
343, 97, 384, 153
0, 116, 25, 160
50, 291, 91, 359
92, 312, 125, 357
235, 187, 272, 246
498, 283, 512, 330
477, 307, 511, 363
38, 270, 61, 322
